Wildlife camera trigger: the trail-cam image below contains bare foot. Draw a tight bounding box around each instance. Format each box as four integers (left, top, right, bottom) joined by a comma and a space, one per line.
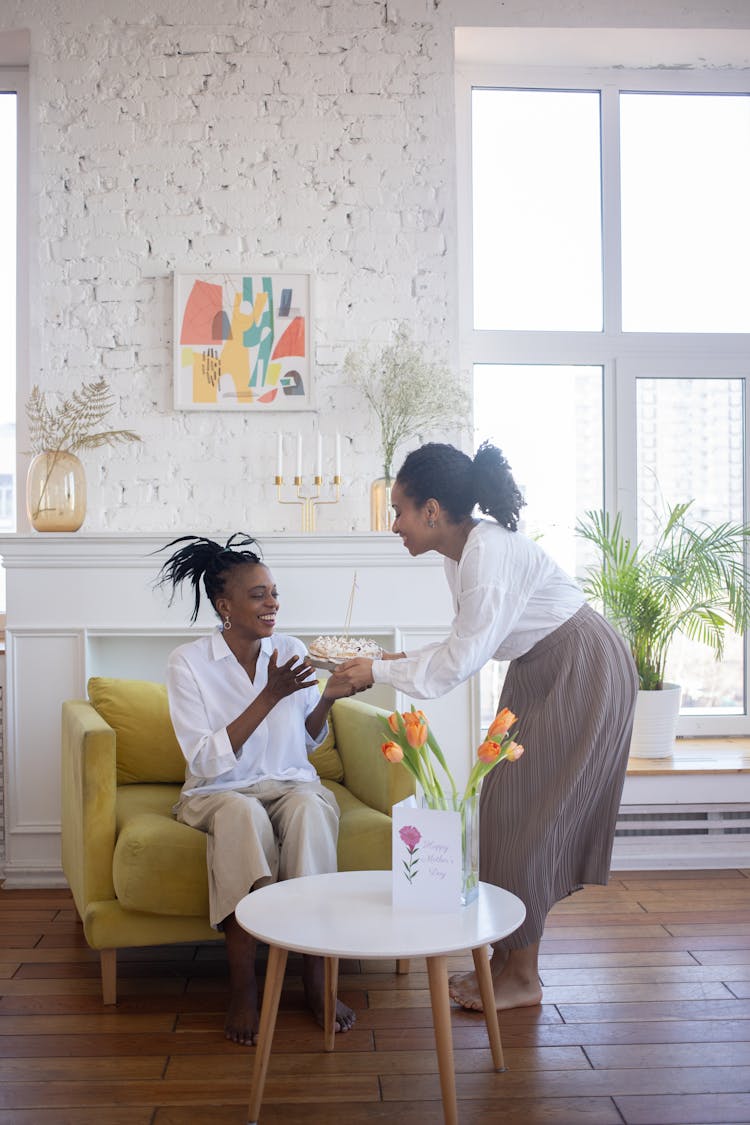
450, 948, 542, 1012
302, 954, 356, 1032
224, 980, 259, 1045
222, 911, 260, 1046
449, 946, 507, 1009
448, 969, 485, 1011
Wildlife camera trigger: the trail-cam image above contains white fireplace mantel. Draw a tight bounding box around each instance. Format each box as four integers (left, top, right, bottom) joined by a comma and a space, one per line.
0, 532, 476, 887
4, 533, 747, 886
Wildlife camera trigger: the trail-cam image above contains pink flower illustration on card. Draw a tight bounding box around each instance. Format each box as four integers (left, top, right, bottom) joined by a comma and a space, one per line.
399, 824, 422, 883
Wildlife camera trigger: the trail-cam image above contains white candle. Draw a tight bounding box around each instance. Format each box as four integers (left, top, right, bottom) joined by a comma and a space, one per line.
276, 433, 283, 477
316, 433, 323, 478
296, 432, 302, 478
335, 432, 341, 476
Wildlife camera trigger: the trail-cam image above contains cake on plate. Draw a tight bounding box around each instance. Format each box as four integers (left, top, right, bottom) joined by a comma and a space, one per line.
307, 635, 383, 662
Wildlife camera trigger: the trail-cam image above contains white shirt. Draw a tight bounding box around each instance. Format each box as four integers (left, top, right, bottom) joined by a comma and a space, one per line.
372, 519, 586, 699
166, 630, 325, 797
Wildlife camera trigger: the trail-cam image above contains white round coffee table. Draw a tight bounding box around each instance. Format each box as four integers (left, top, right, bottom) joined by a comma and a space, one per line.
236, 869, 526, 1125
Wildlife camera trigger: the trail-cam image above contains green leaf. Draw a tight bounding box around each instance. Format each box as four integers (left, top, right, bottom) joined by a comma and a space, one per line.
576, 499, 750, 691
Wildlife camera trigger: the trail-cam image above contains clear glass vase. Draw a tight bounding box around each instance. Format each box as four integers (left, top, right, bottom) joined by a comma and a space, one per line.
370, 476, 393, 532
420, 792, 480, 906
26, 450, 87, 532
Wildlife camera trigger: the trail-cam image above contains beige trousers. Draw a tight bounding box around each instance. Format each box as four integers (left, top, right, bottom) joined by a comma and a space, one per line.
175, 780, 340, 927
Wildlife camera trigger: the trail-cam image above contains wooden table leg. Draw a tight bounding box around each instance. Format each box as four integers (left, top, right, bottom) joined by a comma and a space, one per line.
324, 955, 339, 1053
471, 945, 505, 1071
425, 954, 458, 1125
247, 943, 288, 1125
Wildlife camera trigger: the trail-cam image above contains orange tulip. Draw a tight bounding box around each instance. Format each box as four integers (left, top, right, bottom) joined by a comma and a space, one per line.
477, 739, 501, 765
488, 708, 517, 740
402, 711, 428, 748
387, 712, 400, 734
381, 741, 404, 763
506, 741, 524, 761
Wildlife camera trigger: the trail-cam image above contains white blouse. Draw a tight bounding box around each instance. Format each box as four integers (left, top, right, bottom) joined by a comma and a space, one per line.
166, 630, 325, 797
372, 519, 586, 699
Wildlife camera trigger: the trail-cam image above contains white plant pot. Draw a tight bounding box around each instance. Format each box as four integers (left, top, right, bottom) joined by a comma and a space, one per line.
629, 683, 682, 759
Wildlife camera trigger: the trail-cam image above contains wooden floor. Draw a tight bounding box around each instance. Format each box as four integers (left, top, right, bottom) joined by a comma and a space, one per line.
1, 870, 750, 1125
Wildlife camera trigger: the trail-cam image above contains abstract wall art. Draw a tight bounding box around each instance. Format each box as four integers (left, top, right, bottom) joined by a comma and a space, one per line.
173, 272, 313, 410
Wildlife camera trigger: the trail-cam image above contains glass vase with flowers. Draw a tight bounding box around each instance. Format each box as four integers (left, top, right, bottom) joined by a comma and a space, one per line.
344, 324, 471, 530
381, 707, 524, 904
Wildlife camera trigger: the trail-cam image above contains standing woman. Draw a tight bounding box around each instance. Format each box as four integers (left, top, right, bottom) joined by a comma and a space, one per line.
337, 442, 638, 1012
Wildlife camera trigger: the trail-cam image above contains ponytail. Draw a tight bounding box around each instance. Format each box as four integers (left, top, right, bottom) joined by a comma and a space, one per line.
472, 442, 525, 531
395, 441, 525, 531
155, 533, 262, 622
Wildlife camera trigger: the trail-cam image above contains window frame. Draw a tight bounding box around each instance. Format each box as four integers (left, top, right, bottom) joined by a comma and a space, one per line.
456, 63, 750, 737
0, 66, 28, 539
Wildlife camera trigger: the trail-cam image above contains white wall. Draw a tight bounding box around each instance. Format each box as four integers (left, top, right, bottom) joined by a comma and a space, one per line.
5, 0, 462, 534
3, 0, 749, 535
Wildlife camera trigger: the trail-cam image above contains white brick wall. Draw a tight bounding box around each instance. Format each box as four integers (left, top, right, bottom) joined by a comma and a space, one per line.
5, 0, 750, 536
9, 0, 463, 536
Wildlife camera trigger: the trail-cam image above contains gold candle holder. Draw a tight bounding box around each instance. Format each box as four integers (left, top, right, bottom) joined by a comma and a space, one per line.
275, 474, 342, 532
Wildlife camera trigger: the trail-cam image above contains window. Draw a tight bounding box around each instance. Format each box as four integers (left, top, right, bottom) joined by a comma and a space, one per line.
457, 46, 750, 736
0, 84, 17, 537
0, 59, 26, 614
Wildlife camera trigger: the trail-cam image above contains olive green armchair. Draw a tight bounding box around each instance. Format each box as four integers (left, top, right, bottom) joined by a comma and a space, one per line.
61, 677, 414, 1004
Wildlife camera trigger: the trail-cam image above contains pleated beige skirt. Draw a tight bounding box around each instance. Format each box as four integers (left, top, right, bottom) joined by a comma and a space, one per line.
479, 603, 638, 949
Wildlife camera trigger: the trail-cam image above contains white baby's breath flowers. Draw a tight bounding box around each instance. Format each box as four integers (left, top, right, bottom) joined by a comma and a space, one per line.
344, 324, 470, 481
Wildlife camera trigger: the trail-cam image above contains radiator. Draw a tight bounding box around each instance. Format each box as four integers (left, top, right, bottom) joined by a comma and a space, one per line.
611, 804, 750, 869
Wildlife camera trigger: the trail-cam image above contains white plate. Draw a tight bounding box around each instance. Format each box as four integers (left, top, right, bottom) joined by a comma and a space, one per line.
306, 655, 345, 672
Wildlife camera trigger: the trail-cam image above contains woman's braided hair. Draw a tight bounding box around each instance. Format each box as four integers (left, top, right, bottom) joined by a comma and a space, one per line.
395, 441, 525, 531
156, 533, 263, 622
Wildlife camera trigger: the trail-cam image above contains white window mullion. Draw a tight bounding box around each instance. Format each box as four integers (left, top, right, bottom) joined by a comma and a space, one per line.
454, 64, 476, 398
612, 358, 638, 542
600, 80, 623, 337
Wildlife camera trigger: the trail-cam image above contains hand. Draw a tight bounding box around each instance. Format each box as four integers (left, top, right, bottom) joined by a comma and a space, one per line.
322, 668, 358, 701
334, 657, 375, 693
264, 650, 317, 705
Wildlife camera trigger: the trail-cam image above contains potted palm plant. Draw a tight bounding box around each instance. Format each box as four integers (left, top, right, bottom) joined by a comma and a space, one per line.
576, 501, 750, 757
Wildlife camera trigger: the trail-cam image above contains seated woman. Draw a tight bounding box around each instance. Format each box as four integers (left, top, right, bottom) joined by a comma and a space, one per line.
157, 532, 356, 1046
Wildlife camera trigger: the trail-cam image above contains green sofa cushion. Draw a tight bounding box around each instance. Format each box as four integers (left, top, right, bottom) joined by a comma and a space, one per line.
88, 677, 185, 786
113, 809, 210, 917
112, 779, 394, 916
89, 675, 345, 785
308, 723, 344, 783
322, 781, 394, 872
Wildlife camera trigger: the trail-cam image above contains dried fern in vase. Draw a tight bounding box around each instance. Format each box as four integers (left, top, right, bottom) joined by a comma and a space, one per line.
26, 377, 141, 456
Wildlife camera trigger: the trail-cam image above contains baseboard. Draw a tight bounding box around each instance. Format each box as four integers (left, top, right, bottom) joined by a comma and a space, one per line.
1, 865, 70, 889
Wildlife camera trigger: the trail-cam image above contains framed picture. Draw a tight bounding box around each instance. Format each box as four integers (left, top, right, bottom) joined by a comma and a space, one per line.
173, 271, 314, 410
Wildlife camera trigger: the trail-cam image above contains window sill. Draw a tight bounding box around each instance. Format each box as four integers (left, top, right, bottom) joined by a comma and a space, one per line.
626, 737, 750, 775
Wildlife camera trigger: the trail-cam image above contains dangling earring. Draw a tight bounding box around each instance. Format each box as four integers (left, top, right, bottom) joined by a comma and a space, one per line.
427, 518, 436, 529
223, 617, 232, 631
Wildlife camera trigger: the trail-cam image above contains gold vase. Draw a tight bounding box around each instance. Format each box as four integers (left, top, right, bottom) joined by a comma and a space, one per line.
26, 450, 87, 532
370, 477, 393, 532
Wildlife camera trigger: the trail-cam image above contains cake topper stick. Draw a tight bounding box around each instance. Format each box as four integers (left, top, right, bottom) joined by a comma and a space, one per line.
343, 571, 358, 639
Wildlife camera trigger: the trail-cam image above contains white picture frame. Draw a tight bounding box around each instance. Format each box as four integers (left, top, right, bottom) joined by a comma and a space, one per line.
173, 271, 314, 411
